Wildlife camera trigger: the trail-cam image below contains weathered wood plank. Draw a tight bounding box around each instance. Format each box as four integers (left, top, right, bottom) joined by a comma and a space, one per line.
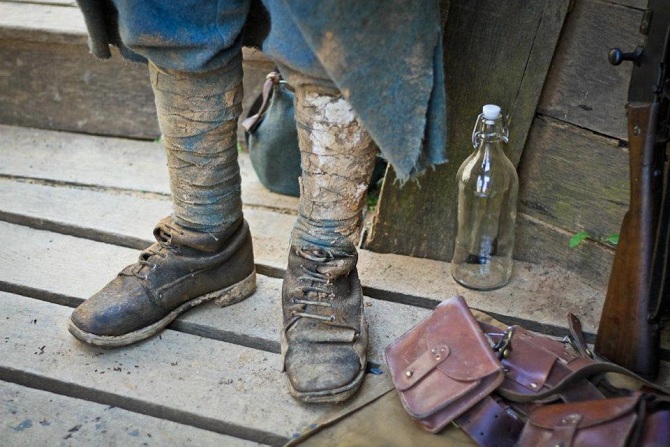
515, 213, 614, 291
518, 115, 628, 245
0, 2, 86, 44
6, 290, 662, 447
0, 40, 160, 140
2, 0, 76, 6
0, 3, 152, 138
0, 197, 605, 337
537, 0, 644, 141
0, 219, 434, 363
0, 1, 275, 140
2, 380, 263, 447
0, 177, 293, 261
367, 0, 568, 261
0, 292, 390, 445
0, 0, 643, 141
0, 195, 665, 368
612, 0, 646, 8
356, 249, 607, 336
0, 2, 155, 139
0, 41, 275, 142
1, 221, 139, 301
0, 172, 605, 335
0, 125, 299, 213
0, 127, 634, 338
0, 125, 167, 191
0, 178, 174, 250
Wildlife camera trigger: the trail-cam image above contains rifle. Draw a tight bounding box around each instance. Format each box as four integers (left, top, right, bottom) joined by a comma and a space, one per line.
594, 1, 670, 379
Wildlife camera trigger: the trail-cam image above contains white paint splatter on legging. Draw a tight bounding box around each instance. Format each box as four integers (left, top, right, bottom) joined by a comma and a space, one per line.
292, 87, 378, 250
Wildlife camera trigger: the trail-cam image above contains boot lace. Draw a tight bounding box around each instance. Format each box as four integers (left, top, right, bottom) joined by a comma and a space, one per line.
120, 222, 182, 280
289, 247, 352, 323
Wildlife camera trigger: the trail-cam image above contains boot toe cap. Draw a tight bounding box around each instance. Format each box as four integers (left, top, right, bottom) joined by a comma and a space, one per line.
284, 343, 363, 395
70, 277, 159, 338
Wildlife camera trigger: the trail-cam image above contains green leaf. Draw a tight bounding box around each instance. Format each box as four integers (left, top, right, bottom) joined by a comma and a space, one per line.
604, 233, 619, 245
367, 194, 379, 211
569, 231, 590, 248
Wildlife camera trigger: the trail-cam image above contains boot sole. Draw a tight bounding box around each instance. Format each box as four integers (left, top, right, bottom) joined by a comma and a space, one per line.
287, 367, 366, 404
68, 270, 256, 348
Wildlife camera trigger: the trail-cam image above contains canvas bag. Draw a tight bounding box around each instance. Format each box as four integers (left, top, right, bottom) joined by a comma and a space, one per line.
243, 72, 302, 197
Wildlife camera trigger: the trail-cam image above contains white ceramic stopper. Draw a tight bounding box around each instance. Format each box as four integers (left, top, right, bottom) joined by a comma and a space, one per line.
482, 104, 501, 120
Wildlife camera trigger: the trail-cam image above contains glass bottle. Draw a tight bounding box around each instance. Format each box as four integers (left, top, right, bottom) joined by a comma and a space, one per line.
451, 104, 518, 290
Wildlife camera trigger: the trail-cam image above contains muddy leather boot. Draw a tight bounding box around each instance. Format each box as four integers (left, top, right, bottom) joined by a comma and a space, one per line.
69, 57, 255, 347
282, 242, 367, 403
281, 87, 378, 403
69, 217, 255, 347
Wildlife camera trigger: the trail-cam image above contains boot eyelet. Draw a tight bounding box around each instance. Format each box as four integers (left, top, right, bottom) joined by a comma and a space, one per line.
329, 315, 335, 322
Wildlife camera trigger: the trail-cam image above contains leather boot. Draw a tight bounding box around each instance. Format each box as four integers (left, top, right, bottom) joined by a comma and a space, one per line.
69, 217, 255, 347
281, 87, 378, 402
69, 57, 255, 347
282, 241, 367, 402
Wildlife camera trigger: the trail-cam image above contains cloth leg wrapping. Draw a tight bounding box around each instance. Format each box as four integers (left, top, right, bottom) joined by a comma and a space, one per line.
149, 55, 244, 233
291, 86, 378, 250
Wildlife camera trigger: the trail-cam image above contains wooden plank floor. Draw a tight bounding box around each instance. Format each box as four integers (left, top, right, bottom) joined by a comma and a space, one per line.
1, 124, 669, 446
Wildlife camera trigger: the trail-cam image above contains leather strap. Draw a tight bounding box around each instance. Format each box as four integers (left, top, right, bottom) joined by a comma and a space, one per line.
396, 345, 450, 391
241, 72, 281, 133
458, 322, 602, 447
479, 320, 670, 402
499, 361, 670, 404
479, 321, 604, 402
568, 312, 593, 358
467, 318, 670, 447
455, 395, 524, 447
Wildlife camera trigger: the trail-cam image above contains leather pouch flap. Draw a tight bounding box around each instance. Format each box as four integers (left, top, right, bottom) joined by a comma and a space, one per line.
395, 344, 451, 391
385, 296, 503, 419
484, 323, 585, 394
502, 334, 558, 392
528, 394, 640, 430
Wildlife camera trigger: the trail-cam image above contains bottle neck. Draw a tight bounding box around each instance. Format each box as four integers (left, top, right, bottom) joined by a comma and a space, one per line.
473, 118, 507, 155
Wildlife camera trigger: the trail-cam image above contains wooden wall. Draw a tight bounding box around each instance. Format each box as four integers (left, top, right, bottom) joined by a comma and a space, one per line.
517, 0, 644, 289
368, 0, 646, 291
0, 0, 647, 291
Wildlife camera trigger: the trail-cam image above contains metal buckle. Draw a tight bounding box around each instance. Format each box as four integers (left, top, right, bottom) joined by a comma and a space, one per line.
492, 327, 515, 360
562, 335, 593, 359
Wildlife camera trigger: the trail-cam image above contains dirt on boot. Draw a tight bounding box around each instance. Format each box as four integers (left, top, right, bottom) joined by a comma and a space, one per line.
281, 244, 367, 403
281, 88, 379, 403
68, 218, 256, 348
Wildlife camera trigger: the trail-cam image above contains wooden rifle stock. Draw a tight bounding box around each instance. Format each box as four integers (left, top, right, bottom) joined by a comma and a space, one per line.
594, 102, 663, 379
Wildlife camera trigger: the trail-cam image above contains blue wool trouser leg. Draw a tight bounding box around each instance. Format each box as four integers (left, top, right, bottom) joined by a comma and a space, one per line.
110, 1, 251, 232
110, 0, 250, 73
109, 0, 377, 238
